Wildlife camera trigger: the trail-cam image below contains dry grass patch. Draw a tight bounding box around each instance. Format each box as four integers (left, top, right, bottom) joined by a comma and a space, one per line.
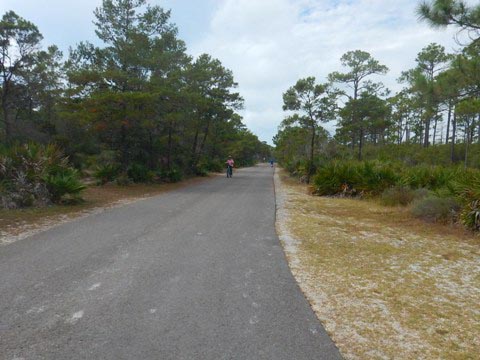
0, 177, 210, 245
275, 170, 480, 360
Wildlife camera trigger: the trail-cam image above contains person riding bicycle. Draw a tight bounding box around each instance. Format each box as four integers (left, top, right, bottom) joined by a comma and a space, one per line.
226, 156, 234, 178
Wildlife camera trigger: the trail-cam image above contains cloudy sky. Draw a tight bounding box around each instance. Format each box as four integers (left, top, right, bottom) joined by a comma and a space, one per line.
1, 0, 462, 144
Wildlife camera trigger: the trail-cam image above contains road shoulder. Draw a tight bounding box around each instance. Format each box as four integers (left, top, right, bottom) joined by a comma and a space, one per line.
274, 168, 480, 359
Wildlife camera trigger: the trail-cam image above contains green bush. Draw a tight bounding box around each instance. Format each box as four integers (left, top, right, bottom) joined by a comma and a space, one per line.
115, 173, 132, 186
127, 163, 154, 183
460, 200, 480, 231
313, 161, 361, 196
44, 169, 86, 203
94, 164, 120, 185
310, 157, 480, 231
0, 143, 84, 208
313, 161, 398, 196
357, 162, 398, 195
195, 166, 209, 177
199, 159, 224, 173
158, 167, 183, 183
451, 172, 480, 230
284, 159, 311, 178
411, 196, 461, 223
399, 166, 458, 190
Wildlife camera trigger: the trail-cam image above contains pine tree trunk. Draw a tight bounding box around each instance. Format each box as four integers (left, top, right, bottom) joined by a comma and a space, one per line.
120, 123, 128, 170
477, 114, 480, 144
450, 110, 456, 163
307, 123, 315, 184
196, 119, 211, 166
358, 128, 364, 160
1, 81, 12, 143
446, 104, 452, 144
424, 118, 430, 147
465, 122, 469, 169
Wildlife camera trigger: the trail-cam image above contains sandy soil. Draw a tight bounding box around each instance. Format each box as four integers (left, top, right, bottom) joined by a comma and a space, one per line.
274, 169, 480, 360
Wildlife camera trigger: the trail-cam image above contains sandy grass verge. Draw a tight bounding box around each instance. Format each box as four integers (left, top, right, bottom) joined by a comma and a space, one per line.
0, 176, 211, 246
275, 169, 480, 360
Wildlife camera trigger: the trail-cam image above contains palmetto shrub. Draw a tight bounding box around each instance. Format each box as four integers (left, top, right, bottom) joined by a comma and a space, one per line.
451, 172, 480, 231
356, 161, 399, 195
0, 143, 85, 208
313, 161, 398, 196
309, 158, 480, 230
44, 168, 86, 203
461, 200, 480, 231
399, 165, 459, 190
94, 164, 121, 185
157, 167, 183, 183
127, 163, 154, 183
284, 158, 311, 178
313, 161, 361, 196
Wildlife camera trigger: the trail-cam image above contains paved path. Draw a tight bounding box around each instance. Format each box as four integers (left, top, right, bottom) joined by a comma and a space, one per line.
0, 165, 341, 359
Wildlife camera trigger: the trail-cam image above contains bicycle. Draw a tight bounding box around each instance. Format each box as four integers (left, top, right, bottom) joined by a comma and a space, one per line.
226, 165, 233, 178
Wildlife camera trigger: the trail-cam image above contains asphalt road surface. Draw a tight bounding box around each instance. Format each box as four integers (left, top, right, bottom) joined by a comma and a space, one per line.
0, 165, 341, 360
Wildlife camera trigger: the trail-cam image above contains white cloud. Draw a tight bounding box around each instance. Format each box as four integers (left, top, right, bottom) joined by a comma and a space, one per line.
192, 0, 461, 144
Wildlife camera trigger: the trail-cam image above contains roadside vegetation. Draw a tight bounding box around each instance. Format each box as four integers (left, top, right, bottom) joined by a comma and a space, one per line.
273, 2, 480, 357
275, 170, 479, 359
274, 0, 480, 232
0, 0, 271, 211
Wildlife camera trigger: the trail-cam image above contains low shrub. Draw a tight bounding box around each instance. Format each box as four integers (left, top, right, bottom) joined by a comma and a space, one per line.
399, 166, 458, 190
127, 163, 154, 183
380, 186, 416, 206
195, 166, 209, 177
313, 161, 361, 196
413, 188, 431, 200
94, 164, 120, 185
356, 161, 398, 195
311, 158, 480, 231
460, 200, 480, 231
0, 143, 85, 208
44, 168, 86, 203
451, 172, 480, 230
313, 161, 398, 196
285, 159, 310, 178
158, 167, 183, 183
411, 196, 461, 223
115, 173, 132, 186
199, 160, 224, 173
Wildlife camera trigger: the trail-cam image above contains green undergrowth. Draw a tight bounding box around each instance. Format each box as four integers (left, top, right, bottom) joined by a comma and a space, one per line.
310, 160, 480, 231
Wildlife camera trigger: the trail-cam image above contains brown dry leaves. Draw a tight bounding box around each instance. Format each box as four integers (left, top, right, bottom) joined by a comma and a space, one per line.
275, 170, 480, 360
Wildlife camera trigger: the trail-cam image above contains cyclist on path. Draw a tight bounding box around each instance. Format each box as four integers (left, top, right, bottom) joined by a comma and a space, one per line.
226, 156, 234, 178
